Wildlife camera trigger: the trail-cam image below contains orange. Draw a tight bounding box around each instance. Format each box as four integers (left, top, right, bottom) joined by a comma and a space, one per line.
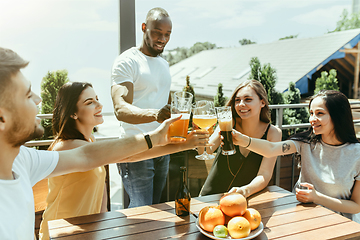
224, 213, 232, 225
243, 208, 261, 230
227, 216, 251, 239
219, 193, 247, 217
198, 205, 225, 232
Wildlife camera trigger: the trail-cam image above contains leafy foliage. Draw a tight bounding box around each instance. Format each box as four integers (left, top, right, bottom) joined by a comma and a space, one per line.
248, 57, 283, 124
314, 69, 339, 94
279, 34, 298, 40
188, 42, 217, 56
164, 42, 217, 66
183, 75, 196, 104
331, 9, 360, 32
214, 83, 228, 107
248, 57, 283, 105
282, 82, 309, 139
239, 38, 256, 45
40, 70, 69, 140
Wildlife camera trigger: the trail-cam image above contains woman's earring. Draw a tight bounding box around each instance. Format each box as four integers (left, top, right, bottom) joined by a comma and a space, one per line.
71, 114, 78, 120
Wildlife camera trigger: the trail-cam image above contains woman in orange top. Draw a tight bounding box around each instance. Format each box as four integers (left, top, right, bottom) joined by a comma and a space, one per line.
39, 82, 107, 240
39, 82, 210, 239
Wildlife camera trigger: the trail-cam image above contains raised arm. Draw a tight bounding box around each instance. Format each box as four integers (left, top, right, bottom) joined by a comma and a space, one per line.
229, 125, 282, 197
231, 129, 297, 158
48, 116, 179, 178
111, 82, 170, 124
123, 130, 211, 162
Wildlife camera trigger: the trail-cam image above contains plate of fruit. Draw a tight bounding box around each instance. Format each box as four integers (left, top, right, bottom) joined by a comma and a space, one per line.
195, 193, 263, 239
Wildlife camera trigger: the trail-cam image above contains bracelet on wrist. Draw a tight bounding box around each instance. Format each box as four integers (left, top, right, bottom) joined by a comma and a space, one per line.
143, 134, 153, 149
245, 137, 251, 148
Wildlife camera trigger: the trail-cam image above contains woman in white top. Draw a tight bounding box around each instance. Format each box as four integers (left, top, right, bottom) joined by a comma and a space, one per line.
230, 90, 360, 222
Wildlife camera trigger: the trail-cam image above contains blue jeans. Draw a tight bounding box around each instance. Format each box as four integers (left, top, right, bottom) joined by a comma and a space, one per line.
117, 155, 170, 208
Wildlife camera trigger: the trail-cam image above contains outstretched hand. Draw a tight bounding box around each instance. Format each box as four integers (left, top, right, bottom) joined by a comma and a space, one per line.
150, 115, 181, 146
231, 129, 251, 148
185, 130, 212, 148
156, 104, 171, 123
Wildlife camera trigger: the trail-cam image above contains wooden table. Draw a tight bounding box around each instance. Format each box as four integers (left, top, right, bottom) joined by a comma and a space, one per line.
48, 186, 360, 240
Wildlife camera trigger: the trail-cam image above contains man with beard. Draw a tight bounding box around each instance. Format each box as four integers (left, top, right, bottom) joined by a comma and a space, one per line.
111, 7, 173, 208
0, 47, 186, 239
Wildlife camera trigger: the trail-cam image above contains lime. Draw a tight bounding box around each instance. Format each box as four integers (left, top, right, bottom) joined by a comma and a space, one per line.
213, 225, 228, 238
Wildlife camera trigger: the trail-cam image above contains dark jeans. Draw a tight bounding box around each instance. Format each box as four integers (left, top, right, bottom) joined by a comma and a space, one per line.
117, 155, 170, 208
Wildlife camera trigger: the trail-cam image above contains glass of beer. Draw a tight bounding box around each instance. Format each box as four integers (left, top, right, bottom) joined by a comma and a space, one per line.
216, 106, 236, 155
168, 91, 193, 142
192, 100, 217, 160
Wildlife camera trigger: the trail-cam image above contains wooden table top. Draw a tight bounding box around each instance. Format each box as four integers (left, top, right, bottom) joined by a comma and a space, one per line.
48, 185, 360, 240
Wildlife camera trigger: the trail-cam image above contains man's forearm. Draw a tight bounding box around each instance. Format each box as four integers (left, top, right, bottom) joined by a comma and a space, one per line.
80, 132, 159, 171
114, 101, 158, 124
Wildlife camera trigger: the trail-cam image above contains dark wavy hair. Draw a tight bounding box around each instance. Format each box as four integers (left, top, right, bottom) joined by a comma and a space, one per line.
290, 90, 358, 144
226, 79, 270, 124
49, 82, 93, 150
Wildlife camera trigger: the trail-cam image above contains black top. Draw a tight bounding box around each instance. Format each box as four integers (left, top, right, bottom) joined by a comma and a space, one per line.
199, 124, 271, 196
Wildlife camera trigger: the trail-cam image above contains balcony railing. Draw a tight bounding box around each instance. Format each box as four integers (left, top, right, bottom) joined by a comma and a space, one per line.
25, 101, 360, 190
24, 112, 119, 147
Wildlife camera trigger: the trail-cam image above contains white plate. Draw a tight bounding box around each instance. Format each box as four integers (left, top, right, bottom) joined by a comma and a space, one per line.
195, 218, 264, 239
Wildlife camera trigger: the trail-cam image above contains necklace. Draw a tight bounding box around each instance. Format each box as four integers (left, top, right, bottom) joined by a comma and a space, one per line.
226, 155, 244, 191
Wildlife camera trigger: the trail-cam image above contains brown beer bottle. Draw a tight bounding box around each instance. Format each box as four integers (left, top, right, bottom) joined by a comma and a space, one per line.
175, 166, 191, 216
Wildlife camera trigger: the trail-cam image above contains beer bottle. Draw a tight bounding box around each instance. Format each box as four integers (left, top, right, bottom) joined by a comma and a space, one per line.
175, 166, 191, 216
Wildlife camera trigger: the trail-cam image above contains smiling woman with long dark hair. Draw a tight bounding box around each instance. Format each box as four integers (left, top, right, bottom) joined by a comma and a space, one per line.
39, 82, 108, 240
231, 90, 360, 223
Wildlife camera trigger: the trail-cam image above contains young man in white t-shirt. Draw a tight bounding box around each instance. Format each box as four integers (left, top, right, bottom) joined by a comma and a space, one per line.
111, 7, 173, 208
0, 47, 209, 240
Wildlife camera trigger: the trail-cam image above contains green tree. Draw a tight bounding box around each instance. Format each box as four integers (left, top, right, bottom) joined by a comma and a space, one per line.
282, 82, 309, 139
183, 75, 196, 104
239, 38, 256, 45
164, 42, 217, 66
314, 69, 339, 94
279, 34, 298, 40
40, 70, 69, 141
187, 42, 216, 56
331, 9, 360, 32
248, 57, 283, 105
248, 57, 283, 124
214, 83, 228, 107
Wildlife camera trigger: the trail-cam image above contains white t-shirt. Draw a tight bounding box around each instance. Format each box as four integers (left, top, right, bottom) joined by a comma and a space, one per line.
111, 47, 171, 136
0, 146, 59, 240
292, 140, 360, 222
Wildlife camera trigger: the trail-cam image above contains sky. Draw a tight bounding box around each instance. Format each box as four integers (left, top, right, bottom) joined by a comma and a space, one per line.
0, 0, 352, 113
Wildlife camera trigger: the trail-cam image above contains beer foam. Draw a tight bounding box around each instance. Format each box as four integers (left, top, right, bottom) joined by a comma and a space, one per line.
219, 119, 232, 131
172, 113, 190, 119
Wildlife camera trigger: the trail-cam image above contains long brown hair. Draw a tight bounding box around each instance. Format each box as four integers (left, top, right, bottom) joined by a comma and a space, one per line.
226, 79, 270, 123
49, 82, 93, 150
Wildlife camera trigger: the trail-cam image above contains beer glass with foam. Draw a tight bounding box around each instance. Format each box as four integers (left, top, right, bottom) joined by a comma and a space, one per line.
216, 106, 236, 155
192, 100, 217, 160
168, 91, 193, 142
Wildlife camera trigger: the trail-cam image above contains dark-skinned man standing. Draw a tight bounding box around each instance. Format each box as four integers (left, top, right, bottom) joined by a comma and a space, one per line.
111, 7, 173, 208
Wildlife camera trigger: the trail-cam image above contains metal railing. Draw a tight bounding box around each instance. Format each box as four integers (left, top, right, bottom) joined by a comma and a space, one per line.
270, 101, 360, 187
25, 101, 360, 188
24, 112, 119, 147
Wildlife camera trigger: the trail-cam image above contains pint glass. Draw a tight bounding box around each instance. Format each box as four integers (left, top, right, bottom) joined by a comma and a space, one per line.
168, 91, 193, 141
216, 106, 236, 155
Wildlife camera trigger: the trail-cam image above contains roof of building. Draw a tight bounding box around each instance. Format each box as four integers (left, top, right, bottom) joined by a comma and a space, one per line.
169, 29, 360, 98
